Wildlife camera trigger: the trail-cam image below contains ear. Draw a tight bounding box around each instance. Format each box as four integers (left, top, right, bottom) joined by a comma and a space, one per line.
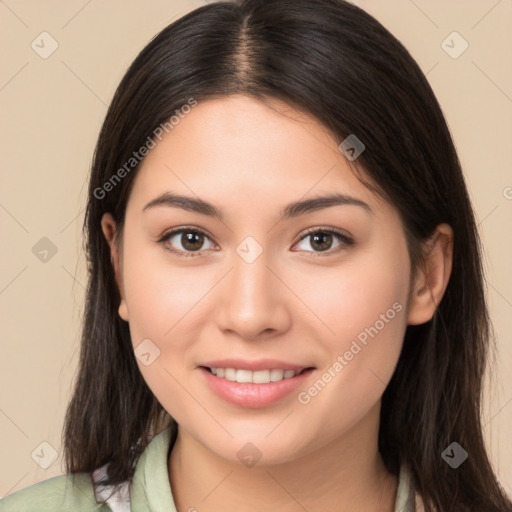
101, 213, 129, 321
407, 223, 453, 325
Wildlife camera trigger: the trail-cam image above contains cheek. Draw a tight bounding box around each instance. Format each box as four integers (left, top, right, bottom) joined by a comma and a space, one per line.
294, 241, 410, 427
119, 239, 205, 416
121, 232, 205, 344
292, 240, 410, 349
119, 234, 222, 414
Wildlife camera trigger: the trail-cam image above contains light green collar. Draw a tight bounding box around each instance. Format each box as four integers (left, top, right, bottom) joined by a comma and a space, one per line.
130, 426, 177, 512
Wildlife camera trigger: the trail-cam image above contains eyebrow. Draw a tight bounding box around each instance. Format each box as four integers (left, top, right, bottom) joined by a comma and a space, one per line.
142, 191, 372, 220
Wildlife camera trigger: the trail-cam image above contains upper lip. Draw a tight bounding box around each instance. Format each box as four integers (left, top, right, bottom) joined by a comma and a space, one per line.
199, 359, 314, 372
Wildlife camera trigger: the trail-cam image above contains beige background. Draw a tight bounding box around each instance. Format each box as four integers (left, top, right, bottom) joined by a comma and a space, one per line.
1, 0, 511, 499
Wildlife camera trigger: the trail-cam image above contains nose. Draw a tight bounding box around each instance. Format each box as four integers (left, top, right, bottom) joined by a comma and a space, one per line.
215, 247, 292, 340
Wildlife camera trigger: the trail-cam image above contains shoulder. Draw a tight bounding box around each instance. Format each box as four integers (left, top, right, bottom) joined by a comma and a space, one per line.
0, 472, 111, 512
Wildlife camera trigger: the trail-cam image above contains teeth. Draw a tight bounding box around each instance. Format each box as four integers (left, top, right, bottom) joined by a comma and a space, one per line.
210, 367, 303, 383
236, 369, 253, 383
270, 369, 284, 382
225, 368, 236, 381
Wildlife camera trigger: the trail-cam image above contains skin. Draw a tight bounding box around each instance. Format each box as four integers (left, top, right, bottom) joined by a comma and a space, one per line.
101, 94, 453, 512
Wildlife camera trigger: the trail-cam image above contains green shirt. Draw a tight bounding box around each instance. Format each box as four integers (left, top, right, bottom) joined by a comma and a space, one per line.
0, 426, 419, 511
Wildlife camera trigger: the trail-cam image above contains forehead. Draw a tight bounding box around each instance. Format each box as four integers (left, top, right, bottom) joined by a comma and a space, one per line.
128, 95, 388, 219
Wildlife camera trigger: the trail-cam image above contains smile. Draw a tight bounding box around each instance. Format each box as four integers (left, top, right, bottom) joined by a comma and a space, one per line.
206, 367, 307, 383
199, 366, 316, 408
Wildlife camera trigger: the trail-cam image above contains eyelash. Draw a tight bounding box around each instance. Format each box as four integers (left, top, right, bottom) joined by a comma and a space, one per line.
157, 226, 355, 259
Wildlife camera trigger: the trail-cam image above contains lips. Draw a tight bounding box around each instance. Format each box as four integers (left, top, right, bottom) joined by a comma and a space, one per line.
198, 358, 316, 408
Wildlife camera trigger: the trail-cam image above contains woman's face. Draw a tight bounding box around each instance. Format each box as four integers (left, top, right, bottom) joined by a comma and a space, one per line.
104, 95, 417, 465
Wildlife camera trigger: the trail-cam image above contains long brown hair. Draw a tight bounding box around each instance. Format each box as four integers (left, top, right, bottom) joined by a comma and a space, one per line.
63, 1, 512, 510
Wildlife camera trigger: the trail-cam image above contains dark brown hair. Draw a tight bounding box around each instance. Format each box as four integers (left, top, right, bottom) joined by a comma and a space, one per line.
63, 0, 512, 510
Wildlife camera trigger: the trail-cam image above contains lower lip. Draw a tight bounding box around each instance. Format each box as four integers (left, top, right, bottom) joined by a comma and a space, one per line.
199, 367, 315, 408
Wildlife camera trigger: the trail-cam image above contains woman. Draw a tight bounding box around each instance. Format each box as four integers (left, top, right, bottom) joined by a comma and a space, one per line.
1, 0, 510, 511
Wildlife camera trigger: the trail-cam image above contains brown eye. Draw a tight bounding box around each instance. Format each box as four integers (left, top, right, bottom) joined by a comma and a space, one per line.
309, 232, 334, 251
180, 231, 205, 251
159, 228, 215, 257
294, 228, 354, 255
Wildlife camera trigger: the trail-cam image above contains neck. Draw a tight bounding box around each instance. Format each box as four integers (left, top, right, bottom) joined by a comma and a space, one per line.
168, 402, 398, 512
